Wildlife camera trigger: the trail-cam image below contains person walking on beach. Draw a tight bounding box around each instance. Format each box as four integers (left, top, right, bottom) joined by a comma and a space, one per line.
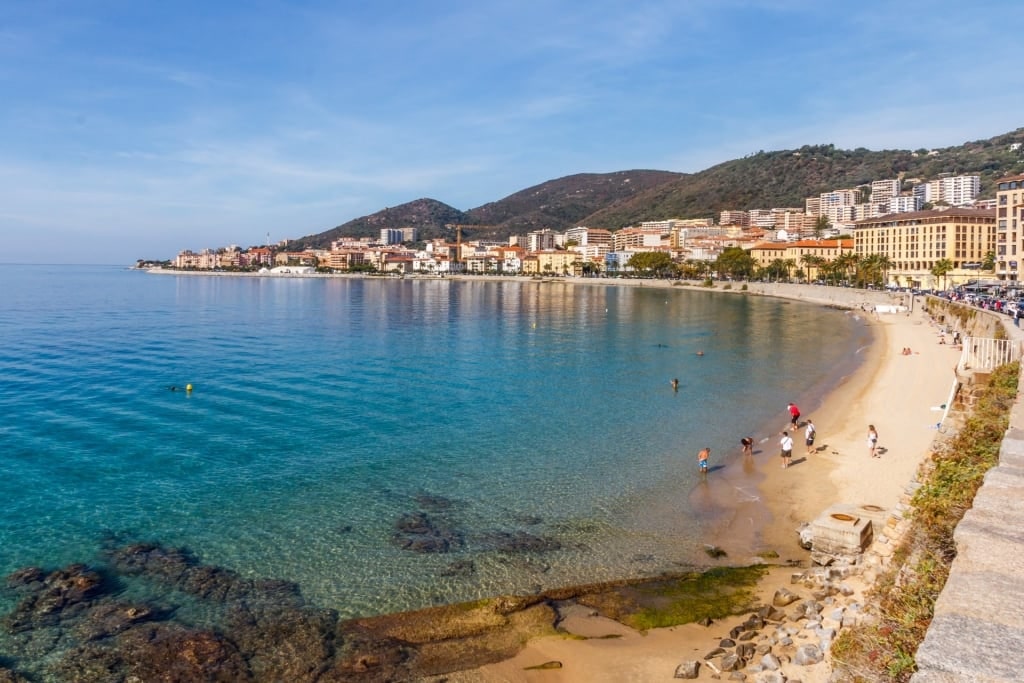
740, 437, 753, 457
787, 402, 801, 428
780, 431, 794, 469
697, 447, 710, 477
867, 425, 879, 458
805, 419, 816, 455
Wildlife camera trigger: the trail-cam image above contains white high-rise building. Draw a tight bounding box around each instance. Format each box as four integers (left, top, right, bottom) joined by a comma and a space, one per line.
870, 179, 901, 204
913, 175, 981, 206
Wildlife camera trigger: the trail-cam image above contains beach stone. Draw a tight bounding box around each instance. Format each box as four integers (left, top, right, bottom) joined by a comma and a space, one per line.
705, 647, 727, 659
720, 653, 742, 671
728, 674, 747, 681
736, 642, 756, 659
760, 653, 781, 670
793, 643, 823, 665
753, 671, 786, 683
673, 660, 700, 678
772, 588, 800, 607
719, 638, 736, 648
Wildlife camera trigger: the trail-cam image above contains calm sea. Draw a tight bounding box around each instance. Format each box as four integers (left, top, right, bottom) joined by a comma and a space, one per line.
0, 265, 870, 619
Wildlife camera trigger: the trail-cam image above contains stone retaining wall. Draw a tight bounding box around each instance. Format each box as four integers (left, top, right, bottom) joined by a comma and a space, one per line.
910, 307, 1024, 683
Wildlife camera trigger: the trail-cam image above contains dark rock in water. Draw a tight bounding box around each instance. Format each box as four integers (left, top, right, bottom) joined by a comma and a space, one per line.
414, 493, 457, 511
513, 514, 544, 526
440, 560, 476, 578
70, 601, 156, 642
106, 542, 304, 606
337, 525, 353, 534
106, 543, 193, 583
52, 623, 252, 683
477, 531, 562, 553
4, 567, 45, 591
0, 666, 31, 683
225, 602, 337, 682
392, 512, 463, 553
3, 564, 105, 632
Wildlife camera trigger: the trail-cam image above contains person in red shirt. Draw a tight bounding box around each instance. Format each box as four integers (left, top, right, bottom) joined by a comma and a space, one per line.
787, 402, 801, 428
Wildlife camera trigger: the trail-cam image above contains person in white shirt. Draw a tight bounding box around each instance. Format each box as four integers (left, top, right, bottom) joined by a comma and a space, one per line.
780, 431, 794, 469
805, 419, 816, 456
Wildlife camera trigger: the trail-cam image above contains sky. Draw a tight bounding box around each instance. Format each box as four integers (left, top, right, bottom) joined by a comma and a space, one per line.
2, 1, 1023, 264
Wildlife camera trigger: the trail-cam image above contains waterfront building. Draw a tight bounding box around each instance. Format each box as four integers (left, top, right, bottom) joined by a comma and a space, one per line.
749, 239, 853, 280
853, 208, 996, 289
995, 173, 1024, 281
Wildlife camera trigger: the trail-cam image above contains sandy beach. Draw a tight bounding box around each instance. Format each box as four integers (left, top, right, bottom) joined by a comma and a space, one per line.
453, 293, 955, 682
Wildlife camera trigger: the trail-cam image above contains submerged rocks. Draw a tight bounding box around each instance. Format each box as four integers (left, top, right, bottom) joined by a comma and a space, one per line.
392, 511, 464, 553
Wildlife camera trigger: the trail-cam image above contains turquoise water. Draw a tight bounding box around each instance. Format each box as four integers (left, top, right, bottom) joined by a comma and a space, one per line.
0, 266, 870, 618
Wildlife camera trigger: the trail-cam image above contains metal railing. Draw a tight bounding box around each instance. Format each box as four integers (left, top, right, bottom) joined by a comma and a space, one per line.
958, 336, 1022, 373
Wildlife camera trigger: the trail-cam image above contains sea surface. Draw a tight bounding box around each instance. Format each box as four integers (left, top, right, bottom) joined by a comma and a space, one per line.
0, 265, 871, 620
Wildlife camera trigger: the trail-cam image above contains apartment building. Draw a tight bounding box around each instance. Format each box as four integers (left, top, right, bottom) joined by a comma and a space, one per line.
870, 179, 901, 204
995, 173, 1024, 281
611, 227, 664, 251
853, 208, 996, 288
912, 175, 981, 206
565, 226, 613, 247
720, 210, 749, 226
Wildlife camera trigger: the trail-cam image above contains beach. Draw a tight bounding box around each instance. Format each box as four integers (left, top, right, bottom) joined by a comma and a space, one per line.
454, 289, 955, 682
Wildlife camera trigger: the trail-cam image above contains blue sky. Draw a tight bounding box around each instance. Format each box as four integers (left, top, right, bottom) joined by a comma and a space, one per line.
3, 0, 1022, 264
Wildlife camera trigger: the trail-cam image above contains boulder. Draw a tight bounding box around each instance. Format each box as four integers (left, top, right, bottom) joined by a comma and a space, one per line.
673, 660, 700, 678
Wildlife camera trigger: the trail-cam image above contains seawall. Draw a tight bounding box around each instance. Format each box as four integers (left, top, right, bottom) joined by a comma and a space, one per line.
911, 304, 1024, 683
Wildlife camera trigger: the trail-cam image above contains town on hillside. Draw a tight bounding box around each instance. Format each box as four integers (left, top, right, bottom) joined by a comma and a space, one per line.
159, 171, 1024, 293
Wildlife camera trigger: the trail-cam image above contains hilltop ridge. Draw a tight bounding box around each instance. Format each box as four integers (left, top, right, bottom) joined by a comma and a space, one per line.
288, 128, 1024, 249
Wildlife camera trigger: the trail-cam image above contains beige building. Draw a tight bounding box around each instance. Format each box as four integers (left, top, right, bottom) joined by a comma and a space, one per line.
749, 239, 853, 280
854, 208, 996, 288
996, 174, 1024, 281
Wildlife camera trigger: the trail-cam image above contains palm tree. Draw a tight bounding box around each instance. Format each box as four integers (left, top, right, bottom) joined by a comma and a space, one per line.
931, 258, 954, 291
801, 254, 825, 282
834, 252, 859, 286
783, 258, 797, 282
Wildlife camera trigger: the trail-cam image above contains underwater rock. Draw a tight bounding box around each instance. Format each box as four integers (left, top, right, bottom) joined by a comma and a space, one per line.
70, 601, 156, 642
477, 531, 562, 553
52, 623, 252, 683
225, 602, 338, 683
3, 564, 105, 632
392, 512, 463, 553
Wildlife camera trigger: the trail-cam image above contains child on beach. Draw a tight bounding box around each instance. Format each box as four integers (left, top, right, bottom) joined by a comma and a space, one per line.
698, 447, 710, 475
805, 419, 816, 455
740, 437, 753, 457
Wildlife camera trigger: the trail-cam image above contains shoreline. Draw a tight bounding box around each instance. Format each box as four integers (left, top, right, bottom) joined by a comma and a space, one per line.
446, 283, 949, 682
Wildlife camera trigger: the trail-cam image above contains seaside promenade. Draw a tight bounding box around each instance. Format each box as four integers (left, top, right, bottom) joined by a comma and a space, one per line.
911, 312, 1024, 683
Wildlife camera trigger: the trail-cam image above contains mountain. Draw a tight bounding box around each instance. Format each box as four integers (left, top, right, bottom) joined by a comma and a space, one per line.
290, 128, 1024, 248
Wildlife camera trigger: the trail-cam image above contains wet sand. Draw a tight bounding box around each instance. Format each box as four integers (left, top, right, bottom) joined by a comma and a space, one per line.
459, 293, 954, 682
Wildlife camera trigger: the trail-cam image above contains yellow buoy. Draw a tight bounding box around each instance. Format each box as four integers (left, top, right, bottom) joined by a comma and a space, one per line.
186, 383, 193, 393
